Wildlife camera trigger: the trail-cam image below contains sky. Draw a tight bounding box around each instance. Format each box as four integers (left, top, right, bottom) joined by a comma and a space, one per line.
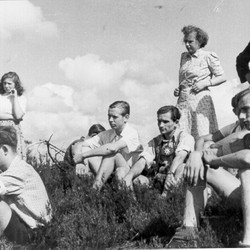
0, 0, 249, 150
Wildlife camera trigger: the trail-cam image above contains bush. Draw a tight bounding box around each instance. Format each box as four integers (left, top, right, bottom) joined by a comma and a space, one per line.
2, 161, 244, 248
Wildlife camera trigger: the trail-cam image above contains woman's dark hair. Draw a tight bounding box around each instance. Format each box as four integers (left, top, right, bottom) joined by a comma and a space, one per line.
88, 124, 106, 137
0, 72, 24, 96
182, 25, 209, 48
157, 105, 181, 122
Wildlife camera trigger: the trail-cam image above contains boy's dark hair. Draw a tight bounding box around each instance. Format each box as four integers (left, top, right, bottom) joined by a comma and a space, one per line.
109, 101, 130, 116
0, 126, 17, 150
231, 88, 250, 110
157, 105, 181, 122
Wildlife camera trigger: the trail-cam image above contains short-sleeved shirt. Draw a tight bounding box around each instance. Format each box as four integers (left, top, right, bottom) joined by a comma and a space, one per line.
140, 128, 194, 169
0, 95, 26, 115
219, 121, 242, 138
85, 124, 143, 167
179, 49, 224, 88
0, 156, 52, 229
214, 121, 247, 156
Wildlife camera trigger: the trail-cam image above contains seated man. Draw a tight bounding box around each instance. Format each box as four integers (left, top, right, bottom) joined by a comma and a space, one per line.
68, 101, 143, 190
236, 41, 250, 84
168, 88, 250, 248
123, 105, 194, 195
64, 124, 106, 176
0, 126, 52, 245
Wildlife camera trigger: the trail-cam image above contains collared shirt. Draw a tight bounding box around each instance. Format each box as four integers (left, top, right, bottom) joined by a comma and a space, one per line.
179, 49, 224, 88
140, 128, 194, 169
219, 121, 242, 137
214, 121, 247, 155
0, 156, 52, 229
85, 123, 143, 166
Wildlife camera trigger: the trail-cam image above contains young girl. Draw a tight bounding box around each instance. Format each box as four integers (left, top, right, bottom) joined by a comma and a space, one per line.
0, 72, 26, 159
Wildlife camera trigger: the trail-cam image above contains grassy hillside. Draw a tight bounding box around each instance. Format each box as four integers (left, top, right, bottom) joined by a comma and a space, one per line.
2, 161, 244, 249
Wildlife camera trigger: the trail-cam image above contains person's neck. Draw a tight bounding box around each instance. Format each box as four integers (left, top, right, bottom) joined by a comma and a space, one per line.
162, 129, 176, 140
2, 154, 17, 171
115, 125, 125, 136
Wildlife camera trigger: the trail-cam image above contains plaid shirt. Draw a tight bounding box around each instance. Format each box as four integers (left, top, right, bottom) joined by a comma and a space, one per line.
0, 156, 52, 228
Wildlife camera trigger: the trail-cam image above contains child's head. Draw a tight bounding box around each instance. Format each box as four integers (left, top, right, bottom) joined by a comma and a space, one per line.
0, 72, 24, 96
0, 126, 17, 152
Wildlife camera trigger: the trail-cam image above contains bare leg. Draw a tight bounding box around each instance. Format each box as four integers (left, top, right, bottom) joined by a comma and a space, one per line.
183, 179, 207, 227
93, 153, 129, 190
93, 154, 116, 190
239, 169, 250, 245
88, 156, 102, 175
183, 167, 241, 227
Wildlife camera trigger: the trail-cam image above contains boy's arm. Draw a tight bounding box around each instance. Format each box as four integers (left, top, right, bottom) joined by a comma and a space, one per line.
73, 139, 127, 164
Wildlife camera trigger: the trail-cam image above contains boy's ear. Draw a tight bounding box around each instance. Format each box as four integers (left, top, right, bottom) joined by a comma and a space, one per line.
124, 114, 129, 122
2, 145, 8, 154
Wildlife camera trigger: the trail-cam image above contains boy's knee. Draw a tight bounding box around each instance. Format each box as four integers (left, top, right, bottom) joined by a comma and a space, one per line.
115, 166, 130, 180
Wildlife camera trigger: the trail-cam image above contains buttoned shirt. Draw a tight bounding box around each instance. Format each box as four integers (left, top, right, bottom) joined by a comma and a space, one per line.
0, 156, 52, 228
140, 128, 194, 169
85, 124, 143, 167
179, 49, 224, 88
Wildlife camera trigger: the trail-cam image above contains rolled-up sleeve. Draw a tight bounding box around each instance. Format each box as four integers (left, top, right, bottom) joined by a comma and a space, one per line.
120, 126, 141, 153
175, 132, 194, 154
0, 175, 24, 195
139, 139, 156, 169
207, 52, 224, 77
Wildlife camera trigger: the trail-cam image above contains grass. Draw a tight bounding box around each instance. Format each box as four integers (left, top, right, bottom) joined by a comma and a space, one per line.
0, 161, 244, 249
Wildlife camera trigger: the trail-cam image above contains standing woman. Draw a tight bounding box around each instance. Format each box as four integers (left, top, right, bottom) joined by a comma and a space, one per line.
175, 25, 226, 140
0, 72, 26, 159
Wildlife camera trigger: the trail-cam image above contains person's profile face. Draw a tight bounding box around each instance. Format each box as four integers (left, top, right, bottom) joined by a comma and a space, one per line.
184, 32, 201, 55
108, 107, 128, 133
237, 94, 250, 130
157, 112, 177, 136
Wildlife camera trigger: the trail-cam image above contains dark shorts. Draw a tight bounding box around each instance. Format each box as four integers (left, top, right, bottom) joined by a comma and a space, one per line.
4, 209, 33, 245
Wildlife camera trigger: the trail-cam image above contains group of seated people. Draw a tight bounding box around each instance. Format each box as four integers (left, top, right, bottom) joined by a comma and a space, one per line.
62, 41, 250, 247
0, 41, 248, 247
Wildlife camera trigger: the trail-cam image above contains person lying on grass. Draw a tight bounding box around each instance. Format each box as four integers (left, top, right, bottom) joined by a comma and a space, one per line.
64, 123, 106, 176
66, 101, 143, 190
168, 88, 250, 248
123, 105, 194, 196
0, 126, 52, 245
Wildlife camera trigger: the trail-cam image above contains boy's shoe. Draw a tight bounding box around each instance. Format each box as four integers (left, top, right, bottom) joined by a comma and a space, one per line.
166, 226, 198, 248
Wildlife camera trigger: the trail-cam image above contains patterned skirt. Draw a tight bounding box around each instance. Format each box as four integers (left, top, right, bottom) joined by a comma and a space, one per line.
0, 120, 26, 160
176, 88, 218, 140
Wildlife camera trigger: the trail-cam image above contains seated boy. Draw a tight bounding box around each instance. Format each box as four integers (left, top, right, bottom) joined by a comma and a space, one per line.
0, 126, 52, 245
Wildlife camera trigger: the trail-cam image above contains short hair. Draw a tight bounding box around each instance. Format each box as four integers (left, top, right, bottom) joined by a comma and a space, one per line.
231, 88, 250, 109
157, 105, 181, 122
109, 101, 130, 116
88, 124, 106, 137
0, 126, 17, 150
0, 72, 24, 96
181, 25, 209, 48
